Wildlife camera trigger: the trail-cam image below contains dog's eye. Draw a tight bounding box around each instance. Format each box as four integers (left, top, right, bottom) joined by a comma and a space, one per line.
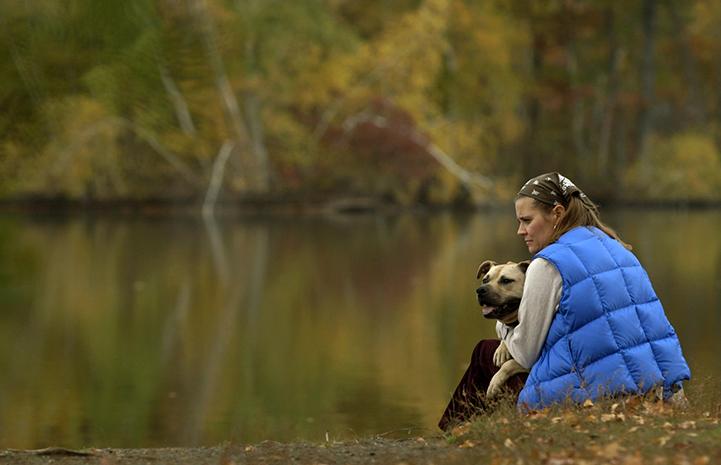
500, 277, 515, 285
482, 276, 490, 284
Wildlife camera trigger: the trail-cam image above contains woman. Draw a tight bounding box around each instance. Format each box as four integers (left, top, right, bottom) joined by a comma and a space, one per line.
439, 172, 690, 430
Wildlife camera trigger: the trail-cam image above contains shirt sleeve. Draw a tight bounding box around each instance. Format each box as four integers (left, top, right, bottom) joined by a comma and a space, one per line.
495, 321, 505, 339
506, 258, 563, 369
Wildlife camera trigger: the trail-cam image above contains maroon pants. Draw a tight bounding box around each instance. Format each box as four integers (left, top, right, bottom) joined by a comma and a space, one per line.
438, 339, 528, 431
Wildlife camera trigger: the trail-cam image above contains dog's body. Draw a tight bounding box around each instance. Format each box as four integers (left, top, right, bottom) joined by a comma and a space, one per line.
475, 260, 531, 398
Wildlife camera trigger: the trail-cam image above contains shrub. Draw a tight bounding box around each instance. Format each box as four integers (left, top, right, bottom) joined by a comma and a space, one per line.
623, 133, 721, 203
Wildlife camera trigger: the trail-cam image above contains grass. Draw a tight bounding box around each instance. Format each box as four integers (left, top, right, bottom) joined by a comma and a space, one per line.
444, 388, 721, 465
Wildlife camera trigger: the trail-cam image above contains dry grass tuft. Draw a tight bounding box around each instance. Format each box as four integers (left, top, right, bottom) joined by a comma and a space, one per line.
445, 385, 721, 465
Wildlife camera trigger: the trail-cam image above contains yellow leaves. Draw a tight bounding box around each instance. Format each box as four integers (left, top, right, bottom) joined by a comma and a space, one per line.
624, 132, 721, 201
601, 413, 626, 423
30, 96, 127, 198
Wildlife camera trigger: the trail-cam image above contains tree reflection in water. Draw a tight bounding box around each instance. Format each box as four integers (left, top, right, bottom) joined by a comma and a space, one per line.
0, 210, 716, 448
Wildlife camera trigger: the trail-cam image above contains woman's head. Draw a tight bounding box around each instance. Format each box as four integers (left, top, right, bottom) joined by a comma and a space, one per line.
515, 172, 630, 254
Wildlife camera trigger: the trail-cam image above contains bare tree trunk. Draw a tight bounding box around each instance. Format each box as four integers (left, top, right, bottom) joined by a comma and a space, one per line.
187, 0, 269, 192
667, 0, 706, 126
241, 29, 271, 191
717, 61, 721, 148
202, 140, 235, 217
53, 117, 200, 186
243, 92, 270, 187
523, 32, 544, 179
616, 110, 628, 175
567, 42, 589, 169
637, 0, 658, 174
159, 65, 197, 136
598, 8, 622, 177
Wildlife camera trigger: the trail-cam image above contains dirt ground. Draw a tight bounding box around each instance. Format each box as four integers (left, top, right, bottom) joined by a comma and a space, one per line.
3, 395, 720, 465
0, 437, 482, 465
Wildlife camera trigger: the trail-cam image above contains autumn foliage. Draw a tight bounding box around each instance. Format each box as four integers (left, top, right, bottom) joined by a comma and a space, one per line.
2, 0, 721, 205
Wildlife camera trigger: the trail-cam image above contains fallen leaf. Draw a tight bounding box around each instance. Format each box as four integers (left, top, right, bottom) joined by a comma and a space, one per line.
599, 441, 623, 459
547, 457, 576, 465
622, 451, 644, 465
628, 426, 640, 433
244, 446, 255, 452
658, 436, 671, 446
459, 440, 476, 449
451, 422, 471, 437
504, 438, 515, 449
528, 409, 549, 420
679, 421, 696, 430
694, 456, 710, 465
611, 402, 620, 413
551, 416, 563, 424
582, 399, 594, 409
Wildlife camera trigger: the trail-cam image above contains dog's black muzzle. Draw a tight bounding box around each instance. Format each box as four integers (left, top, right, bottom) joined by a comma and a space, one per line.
476, 285, 521, 319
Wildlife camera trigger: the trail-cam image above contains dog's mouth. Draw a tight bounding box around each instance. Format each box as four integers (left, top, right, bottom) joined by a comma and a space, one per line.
480, 300, 520, 319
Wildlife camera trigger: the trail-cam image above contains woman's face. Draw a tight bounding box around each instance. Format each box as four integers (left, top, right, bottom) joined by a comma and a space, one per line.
515, 196, 558, 255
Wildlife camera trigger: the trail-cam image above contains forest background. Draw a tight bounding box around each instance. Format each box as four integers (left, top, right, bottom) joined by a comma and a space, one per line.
2, 0, 721, 207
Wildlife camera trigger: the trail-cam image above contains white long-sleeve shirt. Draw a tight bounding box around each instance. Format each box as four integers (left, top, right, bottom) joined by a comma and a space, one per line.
495, 258, 563, 369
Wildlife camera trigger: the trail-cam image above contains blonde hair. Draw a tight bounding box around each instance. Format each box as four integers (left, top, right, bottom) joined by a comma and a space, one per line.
533, 195, 632, 250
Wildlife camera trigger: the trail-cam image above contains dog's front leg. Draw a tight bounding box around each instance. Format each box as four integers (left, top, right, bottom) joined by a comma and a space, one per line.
493, 340, 512, 367
487, 360, 528, 399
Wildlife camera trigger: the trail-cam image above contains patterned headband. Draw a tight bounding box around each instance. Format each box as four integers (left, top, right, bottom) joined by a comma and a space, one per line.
518, 172, 598, 213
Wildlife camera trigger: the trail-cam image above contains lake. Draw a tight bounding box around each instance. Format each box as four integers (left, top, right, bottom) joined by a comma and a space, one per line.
0, 209, 718, 448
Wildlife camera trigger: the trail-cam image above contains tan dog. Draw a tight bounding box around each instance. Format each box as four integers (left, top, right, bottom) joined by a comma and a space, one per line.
475, 260, 530, 398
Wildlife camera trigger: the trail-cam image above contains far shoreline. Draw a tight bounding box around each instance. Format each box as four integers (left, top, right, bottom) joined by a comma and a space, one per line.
1, 195, 721, 218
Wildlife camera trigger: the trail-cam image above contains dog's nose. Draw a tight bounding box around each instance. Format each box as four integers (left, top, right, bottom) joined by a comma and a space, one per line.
476, 286, 486, 296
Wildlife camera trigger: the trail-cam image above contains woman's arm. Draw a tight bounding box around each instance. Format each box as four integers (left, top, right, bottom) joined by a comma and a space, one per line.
505, 258, 563, 369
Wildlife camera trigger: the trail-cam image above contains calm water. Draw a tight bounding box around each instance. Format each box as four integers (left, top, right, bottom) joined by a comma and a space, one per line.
0, 209, 719, 448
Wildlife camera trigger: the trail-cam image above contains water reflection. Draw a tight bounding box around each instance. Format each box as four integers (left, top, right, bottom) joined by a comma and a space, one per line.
0, 210, 717, 448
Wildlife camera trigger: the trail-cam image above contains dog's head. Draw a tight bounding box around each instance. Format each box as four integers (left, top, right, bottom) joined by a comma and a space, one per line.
475, 260, 530, 324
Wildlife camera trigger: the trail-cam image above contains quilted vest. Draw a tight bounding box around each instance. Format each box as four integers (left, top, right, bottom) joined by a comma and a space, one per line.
517, 226, 691, 409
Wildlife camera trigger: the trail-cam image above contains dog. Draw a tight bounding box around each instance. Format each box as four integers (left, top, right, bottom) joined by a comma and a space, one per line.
475, 260, 530, 398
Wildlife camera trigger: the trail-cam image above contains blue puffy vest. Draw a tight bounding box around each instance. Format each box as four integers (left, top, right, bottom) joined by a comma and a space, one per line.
517, 226, 691, 409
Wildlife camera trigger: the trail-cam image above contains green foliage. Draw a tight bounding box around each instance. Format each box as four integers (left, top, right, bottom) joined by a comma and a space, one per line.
623, 133, 721, 202
2, 0, 721, 203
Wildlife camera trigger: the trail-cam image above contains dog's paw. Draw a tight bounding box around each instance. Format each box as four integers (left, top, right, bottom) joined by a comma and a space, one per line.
493, 341, 512, 367
487, 372, 505, 399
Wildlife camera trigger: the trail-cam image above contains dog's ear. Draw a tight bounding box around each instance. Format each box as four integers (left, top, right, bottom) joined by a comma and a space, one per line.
476, 260, 496, 279
517, 260, 531, 273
